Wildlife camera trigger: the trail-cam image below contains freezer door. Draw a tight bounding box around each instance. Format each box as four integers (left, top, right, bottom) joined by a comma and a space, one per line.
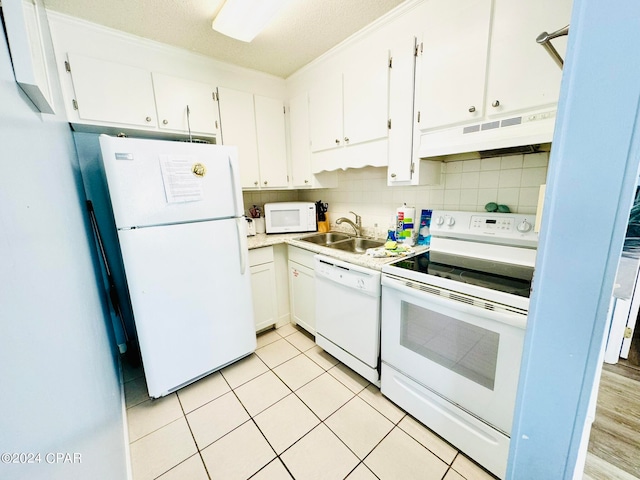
99, 135, 243, 228
118, 218, 255, 397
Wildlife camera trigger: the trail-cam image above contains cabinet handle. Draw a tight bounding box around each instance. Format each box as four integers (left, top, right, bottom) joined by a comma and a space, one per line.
335, 138, 340, 145
304, 179, 309, 184
492, 100, 500, 107
344, 137, 349, 143
254, 181, 259, 186
162, 119, 169, 125
468, 106, 476, 113
145, 116, 152, 122
263, 181, 268, 185
390, 173, 397, 178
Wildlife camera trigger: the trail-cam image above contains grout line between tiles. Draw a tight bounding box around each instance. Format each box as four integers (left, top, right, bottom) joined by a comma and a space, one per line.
246, 337, 365, 474
270, 353, 325, 392
222, 362, 283, 477
126, 326, 501, 480
126, 400, 186, 447
396, 412, 460, 467
175, 385, 213, 480
321, 395, 390, 465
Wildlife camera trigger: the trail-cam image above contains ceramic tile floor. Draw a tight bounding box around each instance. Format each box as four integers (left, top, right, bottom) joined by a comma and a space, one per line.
123, 323, 497, 480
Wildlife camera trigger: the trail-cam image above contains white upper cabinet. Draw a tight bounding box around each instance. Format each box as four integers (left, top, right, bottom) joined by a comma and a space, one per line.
415, 0, 573, 157
309, 48, 390, 153
152, 73, 220, 136
289, 92, 338, 188
254, 95, 288, 188
384, 31, 443, 187
416, 0, 492, 131
290, 92, 312, 186
343, 49, 390, 147
217, 87, 288, 190
309, 73, 343, 152
217, 87, 259, 188
67, 53, 157, 128
66, 54, 223, 138
485, 0, 572, 118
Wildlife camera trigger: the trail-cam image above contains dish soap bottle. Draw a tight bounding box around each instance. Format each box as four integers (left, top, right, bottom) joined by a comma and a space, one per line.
385, 220, 397, 250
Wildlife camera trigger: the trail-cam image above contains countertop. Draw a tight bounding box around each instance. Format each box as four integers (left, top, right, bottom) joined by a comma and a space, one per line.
247, 232, 427, 271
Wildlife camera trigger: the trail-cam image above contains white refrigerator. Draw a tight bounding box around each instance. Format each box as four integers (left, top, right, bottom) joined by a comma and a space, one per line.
99, 135, 256, 398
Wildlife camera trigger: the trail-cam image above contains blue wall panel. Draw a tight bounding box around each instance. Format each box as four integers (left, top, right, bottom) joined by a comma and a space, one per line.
508, 0, 640, 478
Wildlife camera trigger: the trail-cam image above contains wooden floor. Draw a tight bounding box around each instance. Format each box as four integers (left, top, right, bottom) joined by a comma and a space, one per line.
584, 361, 640, 479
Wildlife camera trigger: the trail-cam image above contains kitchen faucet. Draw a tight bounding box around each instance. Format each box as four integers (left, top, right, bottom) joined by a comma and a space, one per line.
335, 211, 362, 237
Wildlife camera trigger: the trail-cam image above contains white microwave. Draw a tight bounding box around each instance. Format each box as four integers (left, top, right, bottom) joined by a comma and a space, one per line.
264, 202, 317, 234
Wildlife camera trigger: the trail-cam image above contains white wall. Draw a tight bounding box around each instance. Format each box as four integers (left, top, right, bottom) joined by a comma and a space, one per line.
244, 151, 548, 238
0, 7, 127, 479
242, 190, 300, 217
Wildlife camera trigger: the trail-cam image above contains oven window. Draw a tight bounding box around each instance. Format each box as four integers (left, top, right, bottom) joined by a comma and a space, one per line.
400, 302, 499, 390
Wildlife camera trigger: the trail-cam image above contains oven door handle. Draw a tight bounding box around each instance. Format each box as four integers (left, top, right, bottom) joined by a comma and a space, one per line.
382, 275, 527, 330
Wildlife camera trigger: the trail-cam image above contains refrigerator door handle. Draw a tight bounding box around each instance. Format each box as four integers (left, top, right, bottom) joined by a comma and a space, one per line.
236, 217, 248, 275
228, 154, 244, 217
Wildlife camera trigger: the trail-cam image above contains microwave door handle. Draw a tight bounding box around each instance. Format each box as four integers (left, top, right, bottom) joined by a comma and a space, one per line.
228, 154, 243, 217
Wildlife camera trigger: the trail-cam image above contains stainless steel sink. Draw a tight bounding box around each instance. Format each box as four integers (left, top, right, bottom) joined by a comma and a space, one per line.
327, 237, 385, 254
298, 232, 385, 254
298, 232, 352, 246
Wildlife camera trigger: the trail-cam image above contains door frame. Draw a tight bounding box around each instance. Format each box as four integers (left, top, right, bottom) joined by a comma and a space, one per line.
507, 0, 640, 478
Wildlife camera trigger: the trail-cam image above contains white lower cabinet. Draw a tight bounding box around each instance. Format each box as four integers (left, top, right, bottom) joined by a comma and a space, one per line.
249, 246, 278, 332
288, 246, 316, 335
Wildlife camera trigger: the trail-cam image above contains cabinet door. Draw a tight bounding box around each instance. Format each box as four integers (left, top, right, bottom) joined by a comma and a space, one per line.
343, 47, 390, 146
250, 262, 278, 332
289, 92, 313, 187
485, 0, 572, 117
416, 0, 492, 131
254, 95, 289, 188
288, 260, 316, 335
217, 87, 260, 188
152, 73, 220, 136
67, 54, 157, 127
388, 35, 420, 184
309, 73, 343, 152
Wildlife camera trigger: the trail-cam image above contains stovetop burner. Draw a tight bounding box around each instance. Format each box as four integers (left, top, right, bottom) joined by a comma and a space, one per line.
390, 251, 533, 298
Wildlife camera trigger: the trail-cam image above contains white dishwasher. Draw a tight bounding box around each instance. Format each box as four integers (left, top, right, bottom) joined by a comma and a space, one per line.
314, 254, 382, 385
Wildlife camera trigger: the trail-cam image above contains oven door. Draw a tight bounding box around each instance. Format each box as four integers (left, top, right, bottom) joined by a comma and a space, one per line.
381, 274, 527, 434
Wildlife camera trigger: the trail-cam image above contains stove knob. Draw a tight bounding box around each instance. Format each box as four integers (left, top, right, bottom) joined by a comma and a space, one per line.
435, 216, 445, 226
446, 217, 455, 226
517, 219, 532, 233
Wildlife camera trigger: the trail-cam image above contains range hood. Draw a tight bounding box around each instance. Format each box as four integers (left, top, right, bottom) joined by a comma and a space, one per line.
478, 144, 542, 158
418, 107, 557, 159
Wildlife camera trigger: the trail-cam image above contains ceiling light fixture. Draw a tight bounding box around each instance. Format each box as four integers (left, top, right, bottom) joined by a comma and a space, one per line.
212, 0, 293, 43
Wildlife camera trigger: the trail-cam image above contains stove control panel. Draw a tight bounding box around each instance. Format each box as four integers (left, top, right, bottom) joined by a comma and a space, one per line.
430, 210, 538, 247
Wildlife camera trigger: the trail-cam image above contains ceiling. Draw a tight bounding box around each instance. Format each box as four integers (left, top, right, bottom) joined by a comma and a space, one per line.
42, 0, 407, 78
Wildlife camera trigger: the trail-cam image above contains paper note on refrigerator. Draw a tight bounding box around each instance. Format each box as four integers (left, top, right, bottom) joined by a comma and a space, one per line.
159, 155, 203, 203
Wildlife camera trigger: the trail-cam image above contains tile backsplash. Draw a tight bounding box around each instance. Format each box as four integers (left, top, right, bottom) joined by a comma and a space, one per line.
243, 152, 548, 238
